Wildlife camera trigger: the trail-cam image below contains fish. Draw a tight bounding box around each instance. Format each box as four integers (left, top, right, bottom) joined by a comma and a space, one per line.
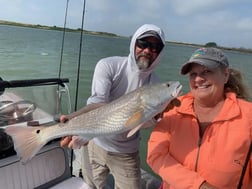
5, 81, 182, 163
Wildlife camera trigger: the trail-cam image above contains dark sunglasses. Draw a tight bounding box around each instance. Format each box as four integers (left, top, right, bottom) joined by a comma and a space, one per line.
136, 39, 164, 53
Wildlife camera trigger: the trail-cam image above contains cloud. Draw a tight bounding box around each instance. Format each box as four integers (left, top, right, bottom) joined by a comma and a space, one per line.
0, 0, 22, 20
0, 0, 251, 48
237, 18, 252, 30
169, 0, 247, 16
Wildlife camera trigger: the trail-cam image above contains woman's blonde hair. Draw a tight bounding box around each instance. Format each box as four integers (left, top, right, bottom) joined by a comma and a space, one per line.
224, 67, 251, 101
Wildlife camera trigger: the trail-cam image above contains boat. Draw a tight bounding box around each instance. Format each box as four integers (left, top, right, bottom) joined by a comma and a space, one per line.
0, 0, 162, 187
0, 77, 161, 189
0, 77, 83, 189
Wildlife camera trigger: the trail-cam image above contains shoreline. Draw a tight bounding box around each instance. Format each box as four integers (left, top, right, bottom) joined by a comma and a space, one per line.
1, 20, 251, 54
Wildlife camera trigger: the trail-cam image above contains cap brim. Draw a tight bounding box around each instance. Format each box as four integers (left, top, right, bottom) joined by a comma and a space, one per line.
137, 32, 161, 41
180, 59, 219, 75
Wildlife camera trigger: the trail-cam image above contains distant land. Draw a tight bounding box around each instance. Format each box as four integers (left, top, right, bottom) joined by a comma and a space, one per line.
0, 20, 119, 37
0, 20, 251, 53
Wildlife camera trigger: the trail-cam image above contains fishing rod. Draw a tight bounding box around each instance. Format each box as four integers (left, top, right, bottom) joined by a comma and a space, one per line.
71, 0, 87, 178
74, 0, 86, 111
58, 0, 85, 111
59, 0, 87, 177
54, 0, 70, 117
0, 77, 69, 94
58, 0, 69, 79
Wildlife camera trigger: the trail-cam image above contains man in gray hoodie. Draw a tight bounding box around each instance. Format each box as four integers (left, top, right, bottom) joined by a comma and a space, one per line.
61, 24, 166, 189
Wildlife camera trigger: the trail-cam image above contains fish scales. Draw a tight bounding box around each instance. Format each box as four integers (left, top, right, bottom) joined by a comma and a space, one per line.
61, 91, 141, 136
5, 81, 182, 163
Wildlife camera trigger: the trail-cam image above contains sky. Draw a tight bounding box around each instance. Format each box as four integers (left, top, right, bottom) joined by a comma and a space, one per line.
0, 0, 252, 49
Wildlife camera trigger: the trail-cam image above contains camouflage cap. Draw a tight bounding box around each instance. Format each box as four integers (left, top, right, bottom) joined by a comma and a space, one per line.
181, 47, 229, 75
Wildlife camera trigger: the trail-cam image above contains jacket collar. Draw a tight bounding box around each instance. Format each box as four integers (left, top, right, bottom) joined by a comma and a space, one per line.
176, 92, 241, 122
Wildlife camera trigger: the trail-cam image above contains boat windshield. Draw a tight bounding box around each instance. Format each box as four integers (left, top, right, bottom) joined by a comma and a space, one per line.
0, 79, 70, 158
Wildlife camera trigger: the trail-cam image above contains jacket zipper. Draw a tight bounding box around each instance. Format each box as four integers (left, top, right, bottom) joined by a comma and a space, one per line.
195, 118, 203, 172
195, 137, 202, 172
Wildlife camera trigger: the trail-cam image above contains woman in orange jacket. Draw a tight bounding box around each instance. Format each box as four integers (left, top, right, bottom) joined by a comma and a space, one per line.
147, 47, 252, 189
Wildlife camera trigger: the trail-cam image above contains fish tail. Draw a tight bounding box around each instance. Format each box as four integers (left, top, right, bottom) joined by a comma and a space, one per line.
5, 126, 48, 164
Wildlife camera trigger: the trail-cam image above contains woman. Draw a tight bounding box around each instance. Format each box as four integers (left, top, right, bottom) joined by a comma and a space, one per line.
147, 47, 252, 189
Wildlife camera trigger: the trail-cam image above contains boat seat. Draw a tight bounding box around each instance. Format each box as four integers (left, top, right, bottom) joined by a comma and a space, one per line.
0, 141, 89, 189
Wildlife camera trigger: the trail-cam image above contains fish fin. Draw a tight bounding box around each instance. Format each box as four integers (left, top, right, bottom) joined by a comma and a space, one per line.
125, 110, 143, 128
5, 126, 47, 164
127, 123, 144, 138
125, 110, 145, 138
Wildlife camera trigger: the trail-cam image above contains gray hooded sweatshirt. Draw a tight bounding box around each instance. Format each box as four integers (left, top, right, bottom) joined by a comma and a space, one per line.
87, 24, 165, 153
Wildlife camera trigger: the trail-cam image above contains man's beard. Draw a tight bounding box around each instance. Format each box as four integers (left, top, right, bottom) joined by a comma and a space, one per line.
136, 60, 149, 70
136, 56, 152, 70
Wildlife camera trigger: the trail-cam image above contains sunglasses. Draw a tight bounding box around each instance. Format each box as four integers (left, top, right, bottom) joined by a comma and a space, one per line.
136, 39, 164, 53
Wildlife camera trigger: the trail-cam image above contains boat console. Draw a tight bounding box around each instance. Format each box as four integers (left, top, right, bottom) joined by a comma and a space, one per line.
0, 78, 90, 189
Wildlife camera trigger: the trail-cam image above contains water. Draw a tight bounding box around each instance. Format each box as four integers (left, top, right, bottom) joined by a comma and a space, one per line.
1, 25, 252, 175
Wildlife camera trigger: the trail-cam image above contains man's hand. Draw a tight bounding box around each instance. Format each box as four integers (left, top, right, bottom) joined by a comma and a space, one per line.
60, 136, 73, 148
60, 135, 89, 149
59, 116, 89, 149
59, 103, 106, 149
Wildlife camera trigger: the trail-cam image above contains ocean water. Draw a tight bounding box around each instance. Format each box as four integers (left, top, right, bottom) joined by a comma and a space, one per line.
1, 25, 252, 174
1, 25, 252, 104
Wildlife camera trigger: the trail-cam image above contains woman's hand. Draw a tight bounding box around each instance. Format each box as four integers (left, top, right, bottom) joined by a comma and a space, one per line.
154, 98, 181, 121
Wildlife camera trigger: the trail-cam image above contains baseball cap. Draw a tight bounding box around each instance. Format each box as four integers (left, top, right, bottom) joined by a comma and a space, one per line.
181, 47, 229, 75
137, 31, 161, 41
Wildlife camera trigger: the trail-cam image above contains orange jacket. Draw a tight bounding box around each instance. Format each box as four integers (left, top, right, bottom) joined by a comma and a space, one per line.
147, 92, 252, 189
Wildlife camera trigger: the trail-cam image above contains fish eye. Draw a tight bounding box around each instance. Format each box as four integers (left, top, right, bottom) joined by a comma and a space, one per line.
166, 83, 170, 87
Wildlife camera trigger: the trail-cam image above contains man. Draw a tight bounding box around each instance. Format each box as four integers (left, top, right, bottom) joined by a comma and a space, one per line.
61, 24, 166, 189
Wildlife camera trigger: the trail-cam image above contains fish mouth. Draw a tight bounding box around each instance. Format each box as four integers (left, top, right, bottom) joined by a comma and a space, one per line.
171, 83, 183, 98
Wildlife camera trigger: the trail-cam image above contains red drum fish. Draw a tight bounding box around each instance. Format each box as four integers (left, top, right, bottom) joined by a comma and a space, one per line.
5, 81, 182, 163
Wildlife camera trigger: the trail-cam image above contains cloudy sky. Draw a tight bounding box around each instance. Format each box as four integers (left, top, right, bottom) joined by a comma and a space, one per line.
0, 0, 252, 49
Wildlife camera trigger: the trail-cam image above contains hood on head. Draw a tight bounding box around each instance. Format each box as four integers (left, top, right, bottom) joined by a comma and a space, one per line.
129, 24, 166, 74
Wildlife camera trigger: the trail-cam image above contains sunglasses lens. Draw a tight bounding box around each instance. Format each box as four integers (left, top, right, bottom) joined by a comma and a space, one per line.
151, 43, 163, 52
136, 40, 148, 49
136, 39, 163, 53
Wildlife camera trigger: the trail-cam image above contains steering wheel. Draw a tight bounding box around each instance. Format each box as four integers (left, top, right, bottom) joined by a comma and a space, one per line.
0, 100, 36, 124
